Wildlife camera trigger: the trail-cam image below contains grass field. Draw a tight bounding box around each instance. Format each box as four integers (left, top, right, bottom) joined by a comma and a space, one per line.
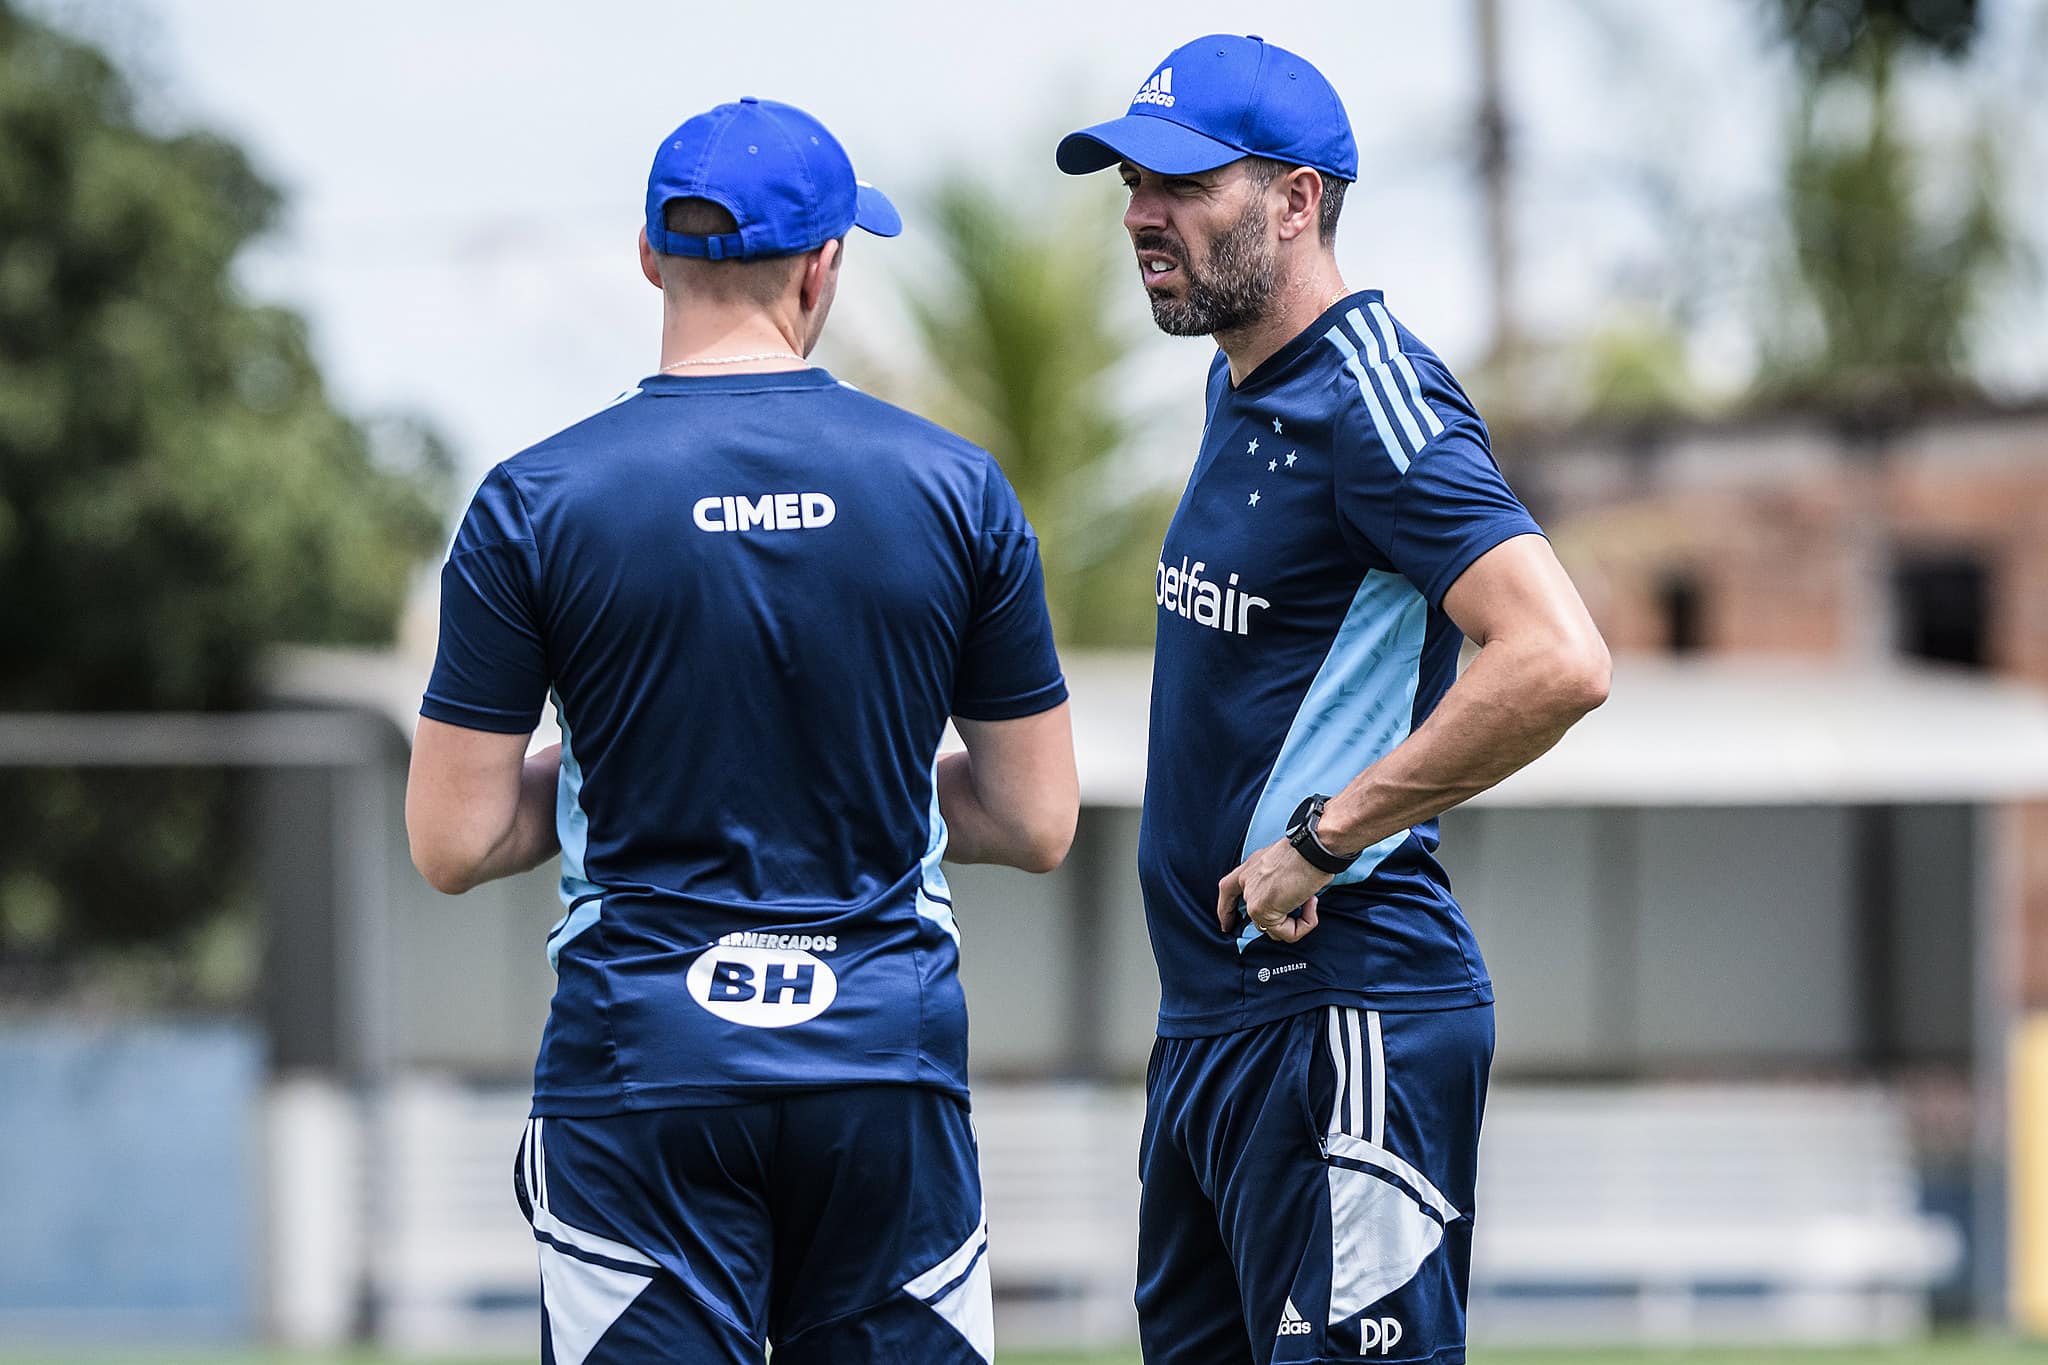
8, 1344, 2048, 1365
987, 1347, 2048, 1365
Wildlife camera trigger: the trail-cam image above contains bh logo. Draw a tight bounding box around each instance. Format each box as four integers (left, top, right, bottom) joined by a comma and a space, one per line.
686, 946, 838, 1028
1359, 1318, 1404, 1355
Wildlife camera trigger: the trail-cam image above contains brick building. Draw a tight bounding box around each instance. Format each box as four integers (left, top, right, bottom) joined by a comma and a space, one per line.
1524, 405, 2048, 1009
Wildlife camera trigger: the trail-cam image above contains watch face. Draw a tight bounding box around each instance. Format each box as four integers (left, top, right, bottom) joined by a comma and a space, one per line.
1289, 795, 1318, 828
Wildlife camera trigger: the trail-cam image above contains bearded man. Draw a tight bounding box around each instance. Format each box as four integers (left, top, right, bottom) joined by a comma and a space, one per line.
1057, 35, 1610, 1365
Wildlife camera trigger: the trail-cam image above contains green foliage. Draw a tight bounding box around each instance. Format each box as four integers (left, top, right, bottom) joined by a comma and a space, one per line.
1757, 0, 2015, 407
1577, 315, 1707, 422
1773, 0, 1981, 72
5, 1340, 2048, 1365
0, 4, 449, 985
888, 174, 1172, 647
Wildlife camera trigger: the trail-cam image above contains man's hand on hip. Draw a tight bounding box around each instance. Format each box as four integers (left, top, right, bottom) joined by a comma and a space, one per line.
1216, 841, 1326, 944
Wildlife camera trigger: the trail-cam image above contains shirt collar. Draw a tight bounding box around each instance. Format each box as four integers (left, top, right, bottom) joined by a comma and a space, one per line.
1230, 289, 1385, 394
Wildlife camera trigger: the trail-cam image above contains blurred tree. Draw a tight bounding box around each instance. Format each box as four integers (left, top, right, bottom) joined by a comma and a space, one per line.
888, 175, 1174, 646
1759, 0, 2016, 407
1776, 0, 1980, 67
1577, 314, 1707, 422
0, 4, 449, 994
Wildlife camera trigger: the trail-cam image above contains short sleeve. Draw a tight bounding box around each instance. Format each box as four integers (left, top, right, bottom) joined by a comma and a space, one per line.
1337, 418, 1543, 610
420, 467, 550, 734
951, 461, 1068, 722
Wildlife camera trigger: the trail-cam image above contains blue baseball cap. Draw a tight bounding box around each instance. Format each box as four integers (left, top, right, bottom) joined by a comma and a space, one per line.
1056, 35, 1356, 182
645, 97, 901, 260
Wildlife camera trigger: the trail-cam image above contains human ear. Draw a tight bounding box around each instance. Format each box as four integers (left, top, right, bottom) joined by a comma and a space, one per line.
803, 239, 843, 311
1276, 168, 1322, 244
638, 228, 663, 289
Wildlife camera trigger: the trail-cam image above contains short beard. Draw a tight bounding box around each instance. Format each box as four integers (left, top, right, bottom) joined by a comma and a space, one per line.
1142, 200, 1280, 337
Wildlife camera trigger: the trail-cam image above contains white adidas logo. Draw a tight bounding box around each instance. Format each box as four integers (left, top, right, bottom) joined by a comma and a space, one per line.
1132, 67, 1175, 107
1277, 1296, 1312, 1337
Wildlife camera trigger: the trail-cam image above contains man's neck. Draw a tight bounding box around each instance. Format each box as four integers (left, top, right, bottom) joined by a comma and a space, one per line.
1215, 263, 1351, 387
658, 306, 808, 375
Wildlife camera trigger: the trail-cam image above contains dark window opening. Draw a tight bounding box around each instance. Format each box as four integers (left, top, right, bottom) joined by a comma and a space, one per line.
1659, 574, 1704, 654
1894, 554, 1988, 669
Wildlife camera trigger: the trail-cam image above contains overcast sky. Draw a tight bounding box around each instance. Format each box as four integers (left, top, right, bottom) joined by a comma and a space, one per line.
28, 0, 2046, 489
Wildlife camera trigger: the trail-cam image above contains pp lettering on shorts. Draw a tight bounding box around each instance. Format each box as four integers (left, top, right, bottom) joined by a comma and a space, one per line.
1357, 1315, 1404, 1355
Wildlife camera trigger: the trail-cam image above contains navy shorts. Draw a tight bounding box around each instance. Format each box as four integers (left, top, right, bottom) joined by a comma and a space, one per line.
1137, 1004, 1493, 1365
512, 1086, 990, 1364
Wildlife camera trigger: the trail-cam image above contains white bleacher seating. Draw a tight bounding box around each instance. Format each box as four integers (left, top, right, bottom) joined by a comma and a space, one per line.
312, 1078, 1957, 1352
374, 1078, 537, 1351
355, 1079, 1146, 1352
973, 1084, 1145, 1347
1470, 1084, 1961, 1343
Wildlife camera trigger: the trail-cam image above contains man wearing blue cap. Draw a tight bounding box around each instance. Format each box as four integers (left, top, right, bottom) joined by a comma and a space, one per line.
407, 97, 1077, 1364
1059, 36, 1610, 1365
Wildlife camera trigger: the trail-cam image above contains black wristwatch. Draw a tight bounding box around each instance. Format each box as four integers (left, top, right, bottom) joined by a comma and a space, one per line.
1286, 794, 1359, 876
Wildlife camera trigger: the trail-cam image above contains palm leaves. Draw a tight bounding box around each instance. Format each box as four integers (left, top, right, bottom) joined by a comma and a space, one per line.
1758, 0, 2016, 407
888, 174, 1174, 647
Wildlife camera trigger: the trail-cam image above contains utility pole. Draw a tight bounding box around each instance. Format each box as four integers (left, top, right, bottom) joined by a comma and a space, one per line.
1475, 0, 1521, 419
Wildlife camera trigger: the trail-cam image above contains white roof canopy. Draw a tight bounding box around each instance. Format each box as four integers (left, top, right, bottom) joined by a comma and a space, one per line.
269, 648, 2048, 809
1058, 653, 2048, 808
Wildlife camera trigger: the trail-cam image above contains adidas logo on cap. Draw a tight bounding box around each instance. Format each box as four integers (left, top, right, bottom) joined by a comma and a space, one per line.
1132, 67, 1175, 107
1277, 1296, 1312, 1337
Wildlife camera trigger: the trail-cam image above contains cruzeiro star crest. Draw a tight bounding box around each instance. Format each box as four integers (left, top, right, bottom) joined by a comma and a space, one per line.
1246, 416, 1292, 509
1254, 415, 1297, 478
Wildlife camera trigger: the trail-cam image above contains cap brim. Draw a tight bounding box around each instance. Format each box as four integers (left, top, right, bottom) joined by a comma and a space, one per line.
1055, 114, 1245, 176
853, 182, 902, 238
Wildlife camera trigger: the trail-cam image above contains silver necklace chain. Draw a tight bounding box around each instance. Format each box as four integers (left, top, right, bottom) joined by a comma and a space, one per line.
660, 351, 807, 372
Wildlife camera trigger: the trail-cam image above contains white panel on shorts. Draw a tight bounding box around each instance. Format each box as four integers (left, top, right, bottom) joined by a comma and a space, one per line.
1325, 1162, 1445, 1324
522, 1118, 658, 1365
1319, 1010, 1459, 1328
1323, 1132, 1461, 1225
903, 1211, 994, 1363
538, 1239, 655, 1365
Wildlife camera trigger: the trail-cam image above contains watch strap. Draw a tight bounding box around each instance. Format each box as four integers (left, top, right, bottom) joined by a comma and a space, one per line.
1286, 794, 1358, 875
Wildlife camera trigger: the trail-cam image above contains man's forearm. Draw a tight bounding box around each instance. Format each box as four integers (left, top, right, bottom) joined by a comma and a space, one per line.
457, 744, 565, 890
935, 749, 1021, 867
933, 706, 1078, 875
934, 751, 985, 862
934, 748, 1071, 873
1317, 637, 1606, 857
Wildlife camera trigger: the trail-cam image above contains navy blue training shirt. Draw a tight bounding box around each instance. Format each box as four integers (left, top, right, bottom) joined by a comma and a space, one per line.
1141, 291, 1541, 1036
422, 368, 1066, 1115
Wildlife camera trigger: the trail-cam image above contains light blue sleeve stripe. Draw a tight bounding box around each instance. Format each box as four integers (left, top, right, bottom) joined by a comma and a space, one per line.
1324, 326, 1411, 474
1233, 572, 1429, 952
1343, 310, 1428, 453
1365, 303, 1445, 439
548, 689, 604, 967
545, 900, 601, 969
918, 756, 960, 943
